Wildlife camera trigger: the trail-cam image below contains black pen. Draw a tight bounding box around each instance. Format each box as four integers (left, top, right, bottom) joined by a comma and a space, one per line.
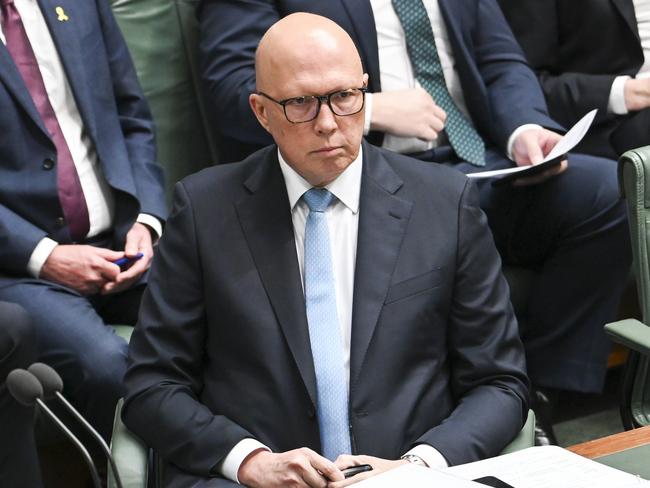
342, 464, 373, 479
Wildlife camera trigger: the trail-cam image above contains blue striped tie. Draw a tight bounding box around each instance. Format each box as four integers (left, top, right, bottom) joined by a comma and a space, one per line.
392, 0, 486, 166
303, 188, 352, 460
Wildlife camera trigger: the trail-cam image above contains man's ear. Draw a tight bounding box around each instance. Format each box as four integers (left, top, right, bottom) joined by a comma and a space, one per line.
249, 94, 272, 133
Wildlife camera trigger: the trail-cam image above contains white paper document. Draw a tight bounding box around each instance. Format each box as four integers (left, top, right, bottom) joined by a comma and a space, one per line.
353, 463, 485, 487
467, 109, 598, 180
444, 446, 650, 488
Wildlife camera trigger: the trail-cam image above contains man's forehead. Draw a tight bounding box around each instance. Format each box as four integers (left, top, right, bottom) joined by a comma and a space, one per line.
260, 48, 363, 96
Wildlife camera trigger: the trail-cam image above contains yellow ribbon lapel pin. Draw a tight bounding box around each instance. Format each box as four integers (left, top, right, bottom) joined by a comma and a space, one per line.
55, 6, 69, 22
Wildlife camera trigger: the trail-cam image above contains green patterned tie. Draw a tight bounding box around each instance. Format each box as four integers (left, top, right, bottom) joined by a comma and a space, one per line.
392, 0, 486, 166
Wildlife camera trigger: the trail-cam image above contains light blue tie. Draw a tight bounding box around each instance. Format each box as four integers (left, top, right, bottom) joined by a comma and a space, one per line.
392, 0, 486, 167
303, 188, 352, 460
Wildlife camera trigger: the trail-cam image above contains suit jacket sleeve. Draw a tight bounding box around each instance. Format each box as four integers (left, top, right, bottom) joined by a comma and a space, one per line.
498, 0, 617, 127
122, 182, 252, 476
469, 0, 563, 149
0, 205, 49, 275
199, 0, 275, 149
95, 0, 166, 220
414, 178, 529, 465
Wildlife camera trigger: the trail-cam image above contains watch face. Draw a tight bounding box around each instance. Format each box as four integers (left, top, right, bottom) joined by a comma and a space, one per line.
402, 454, 427, 467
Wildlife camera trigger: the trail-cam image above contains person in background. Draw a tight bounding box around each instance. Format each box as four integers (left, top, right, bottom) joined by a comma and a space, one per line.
198, 0, 632, 445
123, 13, 529, 487
499, 0, 650, 159
0, 0, 166, 448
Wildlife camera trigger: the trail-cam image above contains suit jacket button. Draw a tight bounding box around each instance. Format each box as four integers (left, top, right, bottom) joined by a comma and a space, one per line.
43, 158, 55, 170
55, 216, 65, 227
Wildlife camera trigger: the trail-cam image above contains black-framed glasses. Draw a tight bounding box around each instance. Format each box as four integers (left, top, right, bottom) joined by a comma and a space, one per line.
258, 87, 367, 123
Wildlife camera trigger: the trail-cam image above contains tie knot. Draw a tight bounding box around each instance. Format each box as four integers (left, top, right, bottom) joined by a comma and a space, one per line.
303, 188, 334, 213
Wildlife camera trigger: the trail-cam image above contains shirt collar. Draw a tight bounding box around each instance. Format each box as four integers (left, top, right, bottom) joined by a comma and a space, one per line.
278, 146, 363, 214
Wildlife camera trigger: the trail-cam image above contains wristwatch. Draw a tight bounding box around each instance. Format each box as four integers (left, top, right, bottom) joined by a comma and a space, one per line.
400, 454, 429, 467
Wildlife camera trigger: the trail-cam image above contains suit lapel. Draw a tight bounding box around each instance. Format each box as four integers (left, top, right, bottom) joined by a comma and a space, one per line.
235, 151, 317, 406
0, 41, 50, 138
612, 0, 640, 41
36, 0, 98, 140
339, 0, 382, 92
350, 144, 413, 386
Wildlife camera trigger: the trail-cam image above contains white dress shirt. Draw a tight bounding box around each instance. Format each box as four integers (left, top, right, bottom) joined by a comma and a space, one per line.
609, 0, 650, 114
365, 0, 538, 159
1, 0, 161, 276
217, 147, 448, 483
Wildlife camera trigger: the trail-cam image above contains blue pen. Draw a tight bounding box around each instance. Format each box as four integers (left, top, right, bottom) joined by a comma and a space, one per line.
114, 252, 144, 268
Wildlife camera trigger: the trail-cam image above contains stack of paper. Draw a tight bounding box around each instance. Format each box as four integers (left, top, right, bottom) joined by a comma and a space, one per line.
445, 446, 650, 488
354, 463, 484, 487
353, 446, 650, 487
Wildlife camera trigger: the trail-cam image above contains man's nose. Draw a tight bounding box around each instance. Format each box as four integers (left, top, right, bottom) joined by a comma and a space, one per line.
313, 102, 338, 133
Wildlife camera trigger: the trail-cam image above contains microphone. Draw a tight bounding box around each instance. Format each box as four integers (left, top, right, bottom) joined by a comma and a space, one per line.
6, 369, 102, 488
28, 362, 124, 488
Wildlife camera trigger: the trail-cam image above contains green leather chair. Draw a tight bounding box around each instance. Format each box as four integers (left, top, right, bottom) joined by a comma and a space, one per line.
605, 146, 650, 429
110, 0, 219, 202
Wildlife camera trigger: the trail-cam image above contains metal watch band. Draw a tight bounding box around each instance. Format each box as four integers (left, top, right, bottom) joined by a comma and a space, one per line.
400, 453, 428, 467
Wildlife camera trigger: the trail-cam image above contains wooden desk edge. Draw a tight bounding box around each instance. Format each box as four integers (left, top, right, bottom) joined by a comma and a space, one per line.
567, 425, 650, 459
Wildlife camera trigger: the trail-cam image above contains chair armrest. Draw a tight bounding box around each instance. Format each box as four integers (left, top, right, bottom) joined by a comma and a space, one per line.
109, 399, 148, 488
604, 319, 650, 357
500, 410, 535, 455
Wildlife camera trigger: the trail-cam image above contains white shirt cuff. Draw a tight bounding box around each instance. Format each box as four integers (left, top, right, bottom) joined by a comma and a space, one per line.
27, 238, 59, 278
217, 438, 271, 483
404, 444, 449, 470
136, 213, 163, 241
507, 124, 544, 160
363, 92, 373, 135
608, 75, 631, 115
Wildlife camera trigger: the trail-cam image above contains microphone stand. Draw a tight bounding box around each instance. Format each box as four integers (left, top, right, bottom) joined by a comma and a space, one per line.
36, 398, 102, 488
54, 391, 123, 488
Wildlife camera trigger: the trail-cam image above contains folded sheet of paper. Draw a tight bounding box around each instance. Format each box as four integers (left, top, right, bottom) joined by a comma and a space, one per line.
467, 109, 598, 180
353, 463, 485, 487
444, 445, 650, 488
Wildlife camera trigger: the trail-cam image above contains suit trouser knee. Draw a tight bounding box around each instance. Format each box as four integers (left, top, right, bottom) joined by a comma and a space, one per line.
480, 153, 631, 392
0, 282, 130, 440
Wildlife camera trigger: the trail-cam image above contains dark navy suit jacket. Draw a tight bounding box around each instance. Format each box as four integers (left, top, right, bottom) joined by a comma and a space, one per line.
499, 0, 643, 157
0, 0, 166, 277
199, 0, 563, 162
123, 142, 529, 487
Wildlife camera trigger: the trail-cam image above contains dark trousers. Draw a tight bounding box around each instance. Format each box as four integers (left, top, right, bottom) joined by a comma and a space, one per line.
0, 301, 44, 488
414, 146, 631, 393
0, 281, 144, 444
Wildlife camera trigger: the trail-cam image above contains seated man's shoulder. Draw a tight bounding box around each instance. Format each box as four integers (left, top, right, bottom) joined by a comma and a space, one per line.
371, 145, 469, 194
178, 146, 276, 198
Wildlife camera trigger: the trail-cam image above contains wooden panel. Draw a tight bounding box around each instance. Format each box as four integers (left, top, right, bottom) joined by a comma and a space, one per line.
567, 426, 650, 459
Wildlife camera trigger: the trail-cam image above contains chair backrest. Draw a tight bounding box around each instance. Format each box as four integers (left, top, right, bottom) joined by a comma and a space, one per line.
109, 0, 219, 202
500, 409, 535, 455
618, 147, 650, 427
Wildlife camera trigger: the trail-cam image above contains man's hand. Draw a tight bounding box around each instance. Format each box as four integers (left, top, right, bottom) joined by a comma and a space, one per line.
624, 77, 650, 112
510, 128, 568, 187
101, 222, 154, 295
328, 455, 407, 487
238, 448, 344, 488
371, 88, 447, 141
40, 245, 123, 295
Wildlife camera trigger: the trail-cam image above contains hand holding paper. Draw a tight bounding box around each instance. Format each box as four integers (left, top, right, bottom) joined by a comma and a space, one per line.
468, 109, 598, 184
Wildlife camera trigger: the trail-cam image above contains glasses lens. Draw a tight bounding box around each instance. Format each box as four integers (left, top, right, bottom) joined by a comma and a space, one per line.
284, 96, 319, 123
330, 89, 364, 116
